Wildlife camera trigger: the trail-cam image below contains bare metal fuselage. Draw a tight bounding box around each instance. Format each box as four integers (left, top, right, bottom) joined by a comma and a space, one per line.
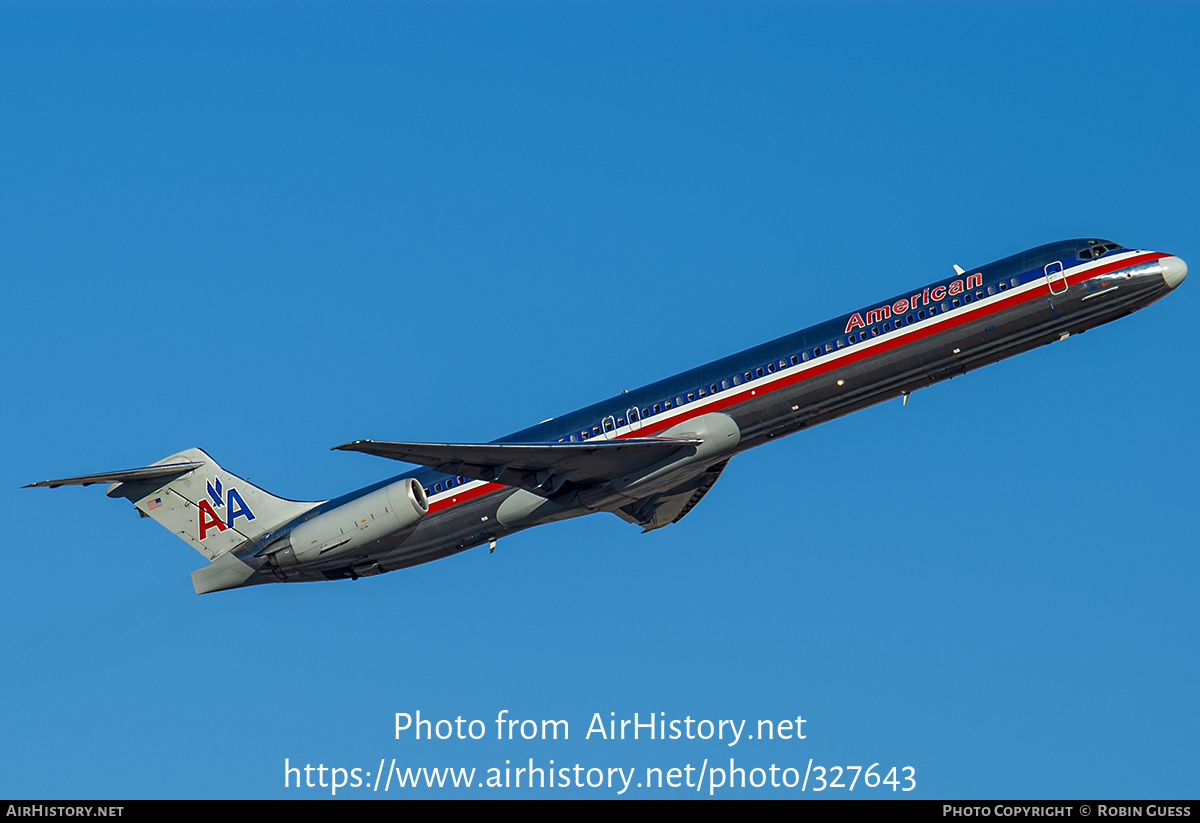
26, 240, 1188, 593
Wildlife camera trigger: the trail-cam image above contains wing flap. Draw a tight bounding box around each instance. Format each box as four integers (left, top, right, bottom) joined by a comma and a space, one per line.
614, 458, 731, 532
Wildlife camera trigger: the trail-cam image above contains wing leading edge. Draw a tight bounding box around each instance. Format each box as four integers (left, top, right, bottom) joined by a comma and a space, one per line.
331, 437, 702, 496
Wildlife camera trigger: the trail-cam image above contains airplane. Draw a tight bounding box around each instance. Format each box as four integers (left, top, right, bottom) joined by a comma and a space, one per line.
27, 239, 1188, 594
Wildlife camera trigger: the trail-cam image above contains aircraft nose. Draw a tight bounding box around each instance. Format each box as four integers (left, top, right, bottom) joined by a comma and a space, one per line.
1160, 255, 1188, 289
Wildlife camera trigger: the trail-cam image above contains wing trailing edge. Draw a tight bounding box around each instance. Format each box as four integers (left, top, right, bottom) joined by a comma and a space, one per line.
613, 458, 731, 532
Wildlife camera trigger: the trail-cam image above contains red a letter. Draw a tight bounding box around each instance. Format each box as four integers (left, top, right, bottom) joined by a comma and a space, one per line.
198, 499, 227, 540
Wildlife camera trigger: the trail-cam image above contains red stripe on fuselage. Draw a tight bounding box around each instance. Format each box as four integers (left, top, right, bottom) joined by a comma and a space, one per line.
423, 251, 1167, 514
620, 251, 1167, 438
427, 480, 499, 514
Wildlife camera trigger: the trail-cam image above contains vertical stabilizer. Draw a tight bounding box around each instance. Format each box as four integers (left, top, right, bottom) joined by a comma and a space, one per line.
100, 448, 319, 560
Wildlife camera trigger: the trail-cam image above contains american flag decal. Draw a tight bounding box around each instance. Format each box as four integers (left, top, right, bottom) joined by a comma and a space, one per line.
147, 498, 162, 510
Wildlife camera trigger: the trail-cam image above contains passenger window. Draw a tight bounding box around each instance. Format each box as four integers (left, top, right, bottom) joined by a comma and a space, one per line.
722, 379, 731, 390
790, 355, 799, 366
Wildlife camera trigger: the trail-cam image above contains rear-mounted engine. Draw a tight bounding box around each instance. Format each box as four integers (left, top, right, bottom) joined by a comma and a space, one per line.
266, 477, 428, 568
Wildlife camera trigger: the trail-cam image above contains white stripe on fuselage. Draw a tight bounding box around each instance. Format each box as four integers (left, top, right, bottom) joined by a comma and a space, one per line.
421, 250, 1151, 509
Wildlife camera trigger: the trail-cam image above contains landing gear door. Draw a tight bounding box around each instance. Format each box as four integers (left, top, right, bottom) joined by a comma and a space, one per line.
1045, 261, 1068, 295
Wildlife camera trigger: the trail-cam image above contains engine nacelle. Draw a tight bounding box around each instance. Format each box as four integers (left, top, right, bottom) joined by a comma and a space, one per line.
273, 477, 429, 566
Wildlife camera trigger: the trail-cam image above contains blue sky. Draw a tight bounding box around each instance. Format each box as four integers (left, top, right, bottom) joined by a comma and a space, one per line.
2, 1, 1196, 799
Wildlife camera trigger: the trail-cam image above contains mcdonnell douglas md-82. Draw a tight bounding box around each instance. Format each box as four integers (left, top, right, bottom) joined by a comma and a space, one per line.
28, 239, 1188, 594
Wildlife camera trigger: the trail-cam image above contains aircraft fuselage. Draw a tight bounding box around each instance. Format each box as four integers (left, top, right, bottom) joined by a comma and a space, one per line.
256, 239, 1187, 585
28, 238, 1187, 593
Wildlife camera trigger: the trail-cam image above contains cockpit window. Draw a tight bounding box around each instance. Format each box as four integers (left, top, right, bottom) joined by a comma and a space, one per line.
1080, 239, 1123, 260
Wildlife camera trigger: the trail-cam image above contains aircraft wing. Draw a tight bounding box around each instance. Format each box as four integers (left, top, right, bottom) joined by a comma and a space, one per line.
612, 458, 730, 532
332, 437, 701, 496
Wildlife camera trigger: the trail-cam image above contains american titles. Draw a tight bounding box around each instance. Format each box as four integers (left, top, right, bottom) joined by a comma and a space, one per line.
844, 272, 983, 335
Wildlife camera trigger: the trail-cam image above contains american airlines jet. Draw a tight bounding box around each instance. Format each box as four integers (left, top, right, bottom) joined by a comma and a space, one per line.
28, 239, 1187, 594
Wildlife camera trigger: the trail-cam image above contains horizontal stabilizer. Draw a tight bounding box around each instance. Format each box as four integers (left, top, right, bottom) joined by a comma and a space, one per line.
333, 437, 700, 496
24, 462, 203, 489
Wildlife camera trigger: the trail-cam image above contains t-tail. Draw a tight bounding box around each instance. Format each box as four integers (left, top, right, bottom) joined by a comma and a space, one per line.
26, 448, 318, 594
